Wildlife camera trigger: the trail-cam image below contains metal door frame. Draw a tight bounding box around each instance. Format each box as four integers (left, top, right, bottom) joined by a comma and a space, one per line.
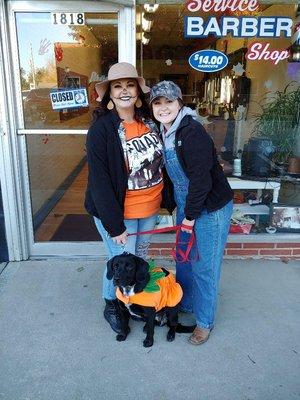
0, 0, 136, 260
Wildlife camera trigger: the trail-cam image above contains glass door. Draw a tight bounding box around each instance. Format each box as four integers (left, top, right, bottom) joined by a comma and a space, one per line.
7, 1, 135, 257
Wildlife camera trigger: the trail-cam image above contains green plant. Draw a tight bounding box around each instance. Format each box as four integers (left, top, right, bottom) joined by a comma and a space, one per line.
253, 83, 300, 164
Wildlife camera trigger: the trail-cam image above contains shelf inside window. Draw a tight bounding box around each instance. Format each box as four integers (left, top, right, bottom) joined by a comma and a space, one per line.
233, 203, 270, 215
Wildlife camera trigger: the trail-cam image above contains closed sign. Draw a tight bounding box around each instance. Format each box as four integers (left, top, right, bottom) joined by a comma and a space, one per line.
50, 88, 89, 110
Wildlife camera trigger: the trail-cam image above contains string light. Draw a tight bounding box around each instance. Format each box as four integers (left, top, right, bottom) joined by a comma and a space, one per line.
144, 4, 159, 13
142, 12, 154, 32
142, 32, 151, 45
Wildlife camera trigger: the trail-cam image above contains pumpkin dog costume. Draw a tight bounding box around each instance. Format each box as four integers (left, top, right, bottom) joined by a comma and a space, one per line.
116, 261, 183, 311
108, 254, 195, 347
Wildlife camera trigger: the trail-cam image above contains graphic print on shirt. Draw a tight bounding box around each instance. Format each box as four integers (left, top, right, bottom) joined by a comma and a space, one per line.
126, 131, 163, 190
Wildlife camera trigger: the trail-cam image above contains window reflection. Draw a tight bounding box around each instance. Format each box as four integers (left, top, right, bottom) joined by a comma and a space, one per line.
25, 134, 97, 242
136, 4, 299, 163
16, 12, 118, 129
137, 4, 300, 235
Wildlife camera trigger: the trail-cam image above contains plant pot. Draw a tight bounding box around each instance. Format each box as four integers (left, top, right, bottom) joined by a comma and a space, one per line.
288, 157, 300, 174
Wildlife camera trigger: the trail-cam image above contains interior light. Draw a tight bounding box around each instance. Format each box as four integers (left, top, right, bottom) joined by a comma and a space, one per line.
144, 4, 159, 13
136, 12, 141, 25
289, 50, 300, 62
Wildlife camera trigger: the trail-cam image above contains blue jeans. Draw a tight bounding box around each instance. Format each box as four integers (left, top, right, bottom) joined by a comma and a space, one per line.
164, 147, 233, 330
94, 214, 157, 300
176, 202, 233, 329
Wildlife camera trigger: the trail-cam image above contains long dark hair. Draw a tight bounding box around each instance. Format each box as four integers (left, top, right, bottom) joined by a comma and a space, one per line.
93, 81, 150, 122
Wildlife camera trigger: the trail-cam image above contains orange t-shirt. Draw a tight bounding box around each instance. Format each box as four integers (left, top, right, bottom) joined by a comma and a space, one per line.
122, 121, 163, 219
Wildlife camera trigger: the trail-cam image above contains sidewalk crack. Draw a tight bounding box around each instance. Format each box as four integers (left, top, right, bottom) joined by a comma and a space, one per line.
0, 262, 9, 276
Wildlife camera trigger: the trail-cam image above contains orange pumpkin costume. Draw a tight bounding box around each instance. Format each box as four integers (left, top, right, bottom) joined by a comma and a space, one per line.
116, 265, 183, 312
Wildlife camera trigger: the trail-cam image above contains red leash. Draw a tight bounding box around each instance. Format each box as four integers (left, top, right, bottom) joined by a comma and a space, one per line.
127, 225, 180, 235
128, 225, 199, 263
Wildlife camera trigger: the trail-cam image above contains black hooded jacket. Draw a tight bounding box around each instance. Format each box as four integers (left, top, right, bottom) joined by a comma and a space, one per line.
84, 111, 128, 237
84, 111, 163, 237
170, 115, 233, 219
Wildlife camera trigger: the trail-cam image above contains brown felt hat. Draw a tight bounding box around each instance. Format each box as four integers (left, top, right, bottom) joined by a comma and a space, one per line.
95, 62, 150, 102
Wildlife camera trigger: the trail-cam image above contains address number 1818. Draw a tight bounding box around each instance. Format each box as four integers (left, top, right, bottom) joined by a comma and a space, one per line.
51, 13, 85, 26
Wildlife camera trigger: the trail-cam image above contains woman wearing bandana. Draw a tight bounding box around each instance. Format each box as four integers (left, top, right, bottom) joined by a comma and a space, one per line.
150, 81, 233, 345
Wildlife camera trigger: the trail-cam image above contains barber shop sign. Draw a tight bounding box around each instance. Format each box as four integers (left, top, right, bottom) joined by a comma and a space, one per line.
185, 0, 292, 70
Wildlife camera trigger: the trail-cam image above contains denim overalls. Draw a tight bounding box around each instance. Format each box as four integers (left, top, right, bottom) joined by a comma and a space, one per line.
164, 147, 233, 330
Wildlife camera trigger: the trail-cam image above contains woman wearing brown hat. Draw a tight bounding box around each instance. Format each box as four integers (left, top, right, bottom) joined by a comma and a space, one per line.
84, 62, 164, 334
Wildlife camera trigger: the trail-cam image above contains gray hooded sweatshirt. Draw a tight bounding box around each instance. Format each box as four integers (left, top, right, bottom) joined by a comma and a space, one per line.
160, 106, 202, 150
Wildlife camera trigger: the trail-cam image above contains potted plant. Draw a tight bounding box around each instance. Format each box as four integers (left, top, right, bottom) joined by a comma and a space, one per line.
252, 83, 300, 167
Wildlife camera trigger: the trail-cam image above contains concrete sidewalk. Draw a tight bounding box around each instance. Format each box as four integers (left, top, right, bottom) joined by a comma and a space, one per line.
0, 258, 299, 400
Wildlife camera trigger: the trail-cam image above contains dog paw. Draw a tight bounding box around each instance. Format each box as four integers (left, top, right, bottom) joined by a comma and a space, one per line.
143, 338, 154, 347
116, 333, 127, 341
167, 330, 176, 342
116, 327, 130, 341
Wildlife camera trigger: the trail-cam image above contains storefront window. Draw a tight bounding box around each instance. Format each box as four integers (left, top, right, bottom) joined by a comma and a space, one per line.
26, 134, 96, 242
137, 2, 300, 235
16, 12, 118, 129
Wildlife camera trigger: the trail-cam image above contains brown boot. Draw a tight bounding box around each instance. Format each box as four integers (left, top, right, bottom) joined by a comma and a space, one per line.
188, 327, 210, 345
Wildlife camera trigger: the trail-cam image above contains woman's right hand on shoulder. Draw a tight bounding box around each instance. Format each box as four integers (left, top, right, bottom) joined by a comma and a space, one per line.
112, 230, 128, 245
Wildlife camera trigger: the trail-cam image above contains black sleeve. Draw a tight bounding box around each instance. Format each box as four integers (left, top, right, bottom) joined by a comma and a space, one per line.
86, 123, 126, 237
182, 124, 214, 219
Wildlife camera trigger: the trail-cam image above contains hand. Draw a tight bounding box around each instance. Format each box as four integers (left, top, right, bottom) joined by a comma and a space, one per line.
112, 230, 128, 245
181, 218, 195, 233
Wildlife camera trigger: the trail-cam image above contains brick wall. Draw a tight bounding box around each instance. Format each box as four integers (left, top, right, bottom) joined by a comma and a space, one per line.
224, 242, 300, 259
149, 242, 300, 260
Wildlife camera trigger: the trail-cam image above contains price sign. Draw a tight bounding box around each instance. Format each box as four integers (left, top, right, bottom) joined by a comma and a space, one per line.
189, 50, 228, 73
51, 13, 85, 26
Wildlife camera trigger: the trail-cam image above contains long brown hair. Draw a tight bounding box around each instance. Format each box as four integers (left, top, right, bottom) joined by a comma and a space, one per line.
93, 81, 150, 122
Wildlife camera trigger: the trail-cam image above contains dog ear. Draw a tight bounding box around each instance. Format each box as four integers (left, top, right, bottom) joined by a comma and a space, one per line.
106, 256, 116, 280
134, 256, 150, 292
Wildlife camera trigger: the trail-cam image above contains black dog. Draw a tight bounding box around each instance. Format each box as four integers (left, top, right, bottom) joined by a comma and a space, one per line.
107, 252, 194, 347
